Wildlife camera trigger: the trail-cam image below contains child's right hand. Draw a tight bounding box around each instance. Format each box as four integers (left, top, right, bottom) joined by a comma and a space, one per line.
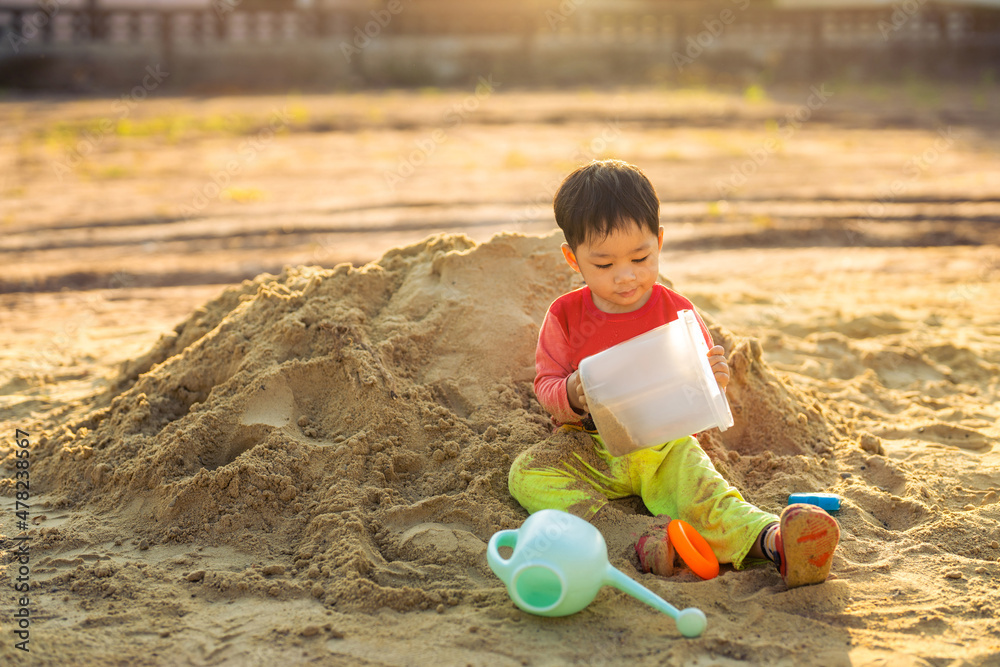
567, 370, 589, 415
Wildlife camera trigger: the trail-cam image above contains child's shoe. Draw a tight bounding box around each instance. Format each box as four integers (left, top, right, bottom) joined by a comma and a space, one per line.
635, 521, 675, 577
777, 503, 840, 588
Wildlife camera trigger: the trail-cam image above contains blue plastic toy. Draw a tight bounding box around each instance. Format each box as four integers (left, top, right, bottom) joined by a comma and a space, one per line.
788, 492, 841, 512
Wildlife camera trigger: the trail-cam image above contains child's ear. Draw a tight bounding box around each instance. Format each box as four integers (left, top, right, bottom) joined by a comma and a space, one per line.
560, 243, 581, 273
657, 226, 665, 252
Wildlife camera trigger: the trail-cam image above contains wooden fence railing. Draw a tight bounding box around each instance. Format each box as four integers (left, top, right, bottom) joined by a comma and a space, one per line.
2, 3, 998, 48
1, 2, 998, 86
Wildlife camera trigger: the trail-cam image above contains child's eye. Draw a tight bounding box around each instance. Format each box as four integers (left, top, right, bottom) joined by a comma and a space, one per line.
594, 263, 612, 269
632, 255, 650, 263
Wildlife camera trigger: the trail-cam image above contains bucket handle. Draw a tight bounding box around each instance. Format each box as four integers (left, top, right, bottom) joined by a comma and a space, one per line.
487, 530, 519, 580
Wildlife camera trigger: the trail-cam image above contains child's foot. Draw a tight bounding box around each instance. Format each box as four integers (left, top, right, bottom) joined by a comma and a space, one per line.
776, 503, 840, 589
635, 522, 675, 577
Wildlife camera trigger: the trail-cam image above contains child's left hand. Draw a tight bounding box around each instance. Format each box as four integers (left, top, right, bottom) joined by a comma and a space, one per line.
707, 345, 729, 391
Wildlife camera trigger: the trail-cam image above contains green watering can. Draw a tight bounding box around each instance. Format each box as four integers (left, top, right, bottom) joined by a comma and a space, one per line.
487, 509, 707, 638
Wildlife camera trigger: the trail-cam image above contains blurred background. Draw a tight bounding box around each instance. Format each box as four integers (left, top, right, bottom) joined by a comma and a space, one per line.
2, 0, 1000, 88
1, 0, 999, 384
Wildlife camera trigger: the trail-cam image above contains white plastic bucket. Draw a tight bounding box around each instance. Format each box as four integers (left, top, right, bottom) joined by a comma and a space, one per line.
578, 310, 734, 457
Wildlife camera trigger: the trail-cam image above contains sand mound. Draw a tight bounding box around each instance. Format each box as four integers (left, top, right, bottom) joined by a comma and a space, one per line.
5, 232, 1000, 666
18, 232, 857, 613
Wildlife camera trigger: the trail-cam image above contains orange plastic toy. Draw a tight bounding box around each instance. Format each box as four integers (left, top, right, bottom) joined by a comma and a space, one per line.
667, 520, 720, 580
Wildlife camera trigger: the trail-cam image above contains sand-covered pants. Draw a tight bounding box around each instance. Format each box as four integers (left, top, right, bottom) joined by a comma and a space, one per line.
508, 426, 778, 569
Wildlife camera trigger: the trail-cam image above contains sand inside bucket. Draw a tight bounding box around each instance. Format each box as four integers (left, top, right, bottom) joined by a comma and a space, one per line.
588, 400, 639, 456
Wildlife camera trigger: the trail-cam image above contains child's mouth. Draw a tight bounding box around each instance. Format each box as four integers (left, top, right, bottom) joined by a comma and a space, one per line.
618, 288, 637, 299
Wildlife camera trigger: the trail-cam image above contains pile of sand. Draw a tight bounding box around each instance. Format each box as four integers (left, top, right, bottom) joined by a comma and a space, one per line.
22, 232, 850, 610
7, 232, 1000, 666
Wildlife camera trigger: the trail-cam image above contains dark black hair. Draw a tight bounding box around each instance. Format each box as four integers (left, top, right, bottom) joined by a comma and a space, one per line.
553, 159, 660, 250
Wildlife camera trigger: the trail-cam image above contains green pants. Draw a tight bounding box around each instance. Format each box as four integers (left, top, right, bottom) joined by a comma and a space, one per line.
507, 426, 777, 569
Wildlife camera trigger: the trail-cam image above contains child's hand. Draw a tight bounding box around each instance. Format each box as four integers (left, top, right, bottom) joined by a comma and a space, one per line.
707, 345, 730, 391
566, 370, 589, 414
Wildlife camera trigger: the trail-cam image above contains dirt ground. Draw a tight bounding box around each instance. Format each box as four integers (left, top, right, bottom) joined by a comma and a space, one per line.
2, 81, 1000, 666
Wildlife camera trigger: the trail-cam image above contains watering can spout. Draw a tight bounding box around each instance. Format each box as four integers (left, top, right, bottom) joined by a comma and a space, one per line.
603, 565, 708, 638
603, 565, 679, 617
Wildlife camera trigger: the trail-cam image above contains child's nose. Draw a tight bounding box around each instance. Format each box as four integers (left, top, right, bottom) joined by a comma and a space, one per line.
615, 266, 636, 282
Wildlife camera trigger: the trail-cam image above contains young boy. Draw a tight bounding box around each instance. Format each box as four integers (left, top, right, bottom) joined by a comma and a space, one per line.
508, 159, 839, 588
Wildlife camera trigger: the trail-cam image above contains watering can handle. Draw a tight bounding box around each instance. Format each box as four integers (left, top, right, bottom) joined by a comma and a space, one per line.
486, 530, 518, 580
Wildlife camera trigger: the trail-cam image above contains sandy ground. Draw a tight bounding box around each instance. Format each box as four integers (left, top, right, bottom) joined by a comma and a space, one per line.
2, 83, 1000, 666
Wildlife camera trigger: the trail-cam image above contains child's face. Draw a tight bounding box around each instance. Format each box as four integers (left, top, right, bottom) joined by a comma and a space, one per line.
561, 223, 665, 314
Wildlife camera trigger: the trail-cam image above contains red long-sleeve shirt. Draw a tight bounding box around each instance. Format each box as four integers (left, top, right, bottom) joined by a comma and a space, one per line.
534, 283, 713, 425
